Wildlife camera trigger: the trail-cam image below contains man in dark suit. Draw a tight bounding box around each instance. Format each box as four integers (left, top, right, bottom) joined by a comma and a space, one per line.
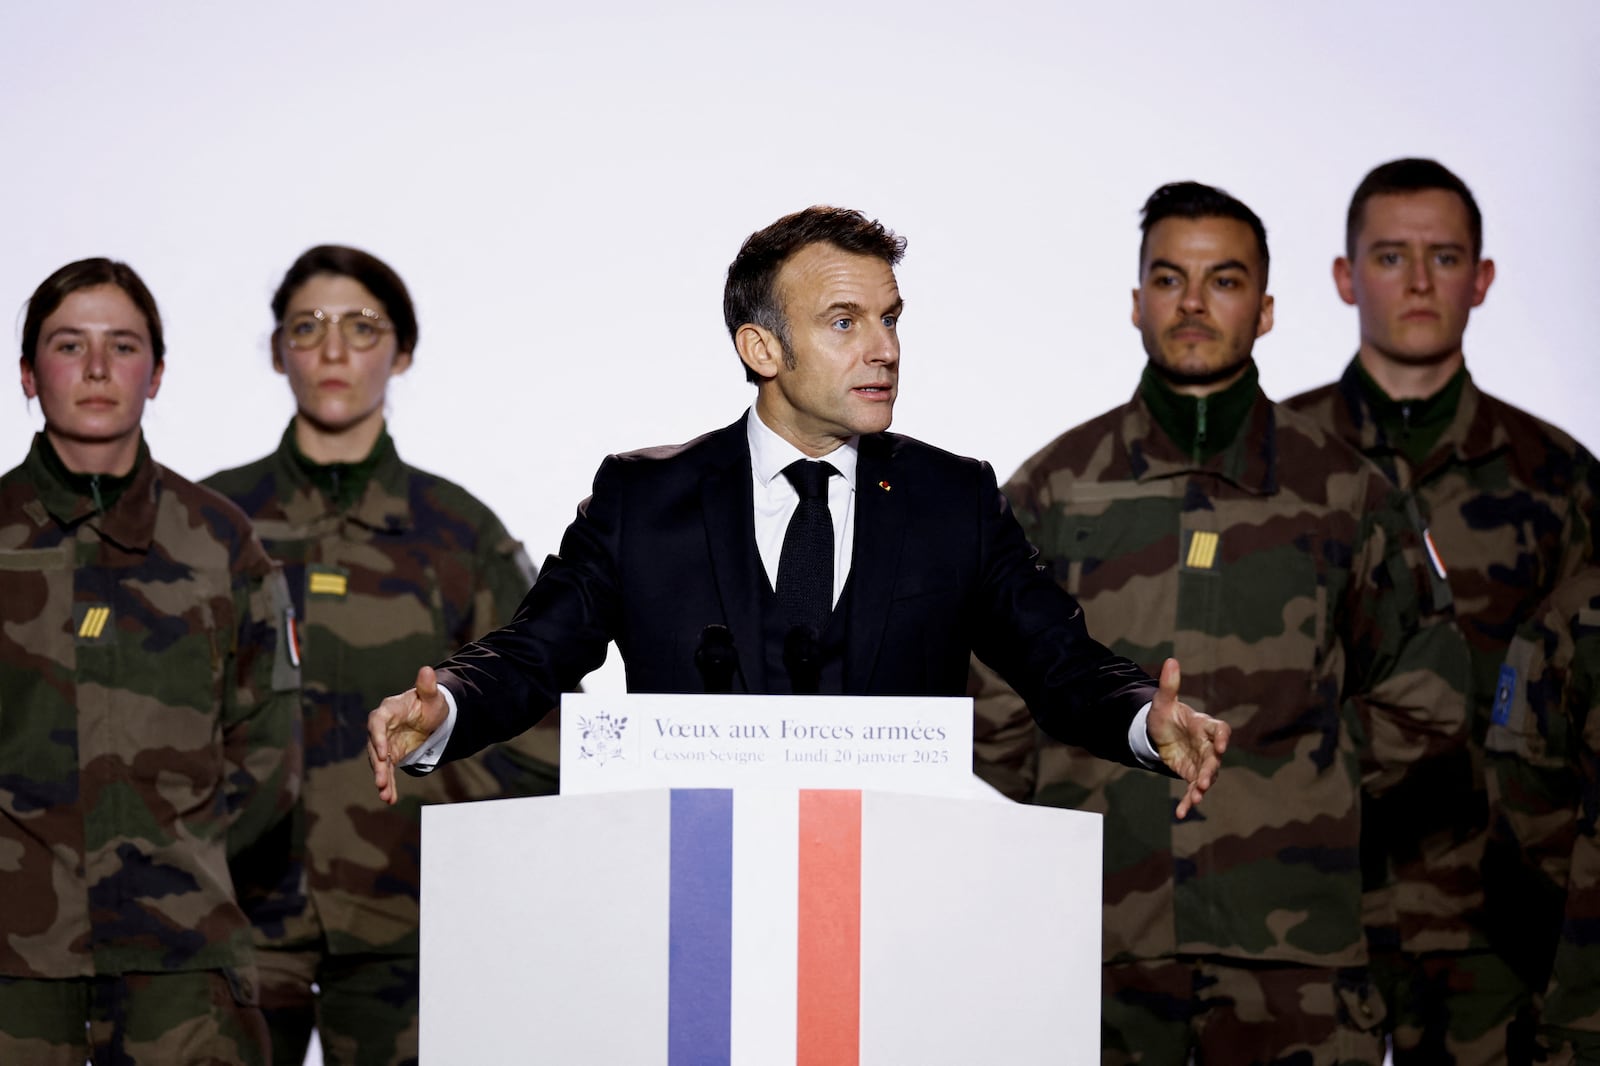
368, 206, 1230, 812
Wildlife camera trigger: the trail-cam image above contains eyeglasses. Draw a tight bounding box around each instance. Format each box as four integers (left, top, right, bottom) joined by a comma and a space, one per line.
282, 308, 393, 351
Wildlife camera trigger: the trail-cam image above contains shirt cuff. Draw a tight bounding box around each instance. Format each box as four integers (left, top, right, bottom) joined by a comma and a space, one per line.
1128, 701, 1161, 768
398, 682, 458, 773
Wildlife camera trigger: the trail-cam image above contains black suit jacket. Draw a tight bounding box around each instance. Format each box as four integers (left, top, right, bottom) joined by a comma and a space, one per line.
434, 415, 1159, 768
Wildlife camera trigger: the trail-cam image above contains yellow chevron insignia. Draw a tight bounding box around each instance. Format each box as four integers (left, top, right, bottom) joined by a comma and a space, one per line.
1185, 530, 1219, 570
77, 605, 112, 639
308, 571, 349, 597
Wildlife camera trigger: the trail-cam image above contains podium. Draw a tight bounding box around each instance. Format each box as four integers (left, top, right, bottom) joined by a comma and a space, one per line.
421, 695, 1102, 1064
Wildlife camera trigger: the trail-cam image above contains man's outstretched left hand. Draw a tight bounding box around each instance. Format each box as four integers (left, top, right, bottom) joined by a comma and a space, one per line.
1147, 657, 1229, 818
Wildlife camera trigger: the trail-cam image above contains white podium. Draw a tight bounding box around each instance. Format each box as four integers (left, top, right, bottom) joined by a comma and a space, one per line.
421, 695, 1102, 1065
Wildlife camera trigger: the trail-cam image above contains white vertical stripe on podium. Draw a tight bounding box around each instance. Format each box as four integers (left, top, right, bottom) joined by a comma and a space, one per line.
729, 790, 800, 1064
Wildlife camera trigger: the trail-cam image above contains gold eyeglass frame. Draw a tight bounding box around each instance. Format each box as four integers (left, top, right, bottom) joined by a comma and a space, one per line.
282, 307, 393, 351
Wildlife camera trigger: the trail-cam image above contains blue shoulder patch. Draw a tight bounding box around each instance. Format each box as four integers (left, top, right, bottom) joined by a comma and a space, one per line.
1490, 664, 1518, 726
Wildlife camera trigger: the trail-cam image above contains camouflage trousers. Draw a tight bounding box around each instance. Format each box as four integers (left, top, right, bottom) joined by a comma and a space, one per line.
258, 945, 418, 1066
1101, 956, 1386, 1065
0, 969, 268, 1065
1372, 947, 1534, 1064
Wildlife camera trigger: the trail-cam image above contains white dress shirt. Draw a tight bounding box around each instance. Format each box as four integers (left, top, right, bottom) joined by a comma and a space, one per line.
746, 407, 855, 606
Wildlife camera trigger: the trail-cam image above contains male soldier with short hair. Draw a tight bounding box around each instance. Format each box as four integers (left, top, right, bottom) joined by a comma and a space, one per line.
1485, 568, 1600, 1063
971, 181, 1470, 1064
1285, 158, 1600, 1064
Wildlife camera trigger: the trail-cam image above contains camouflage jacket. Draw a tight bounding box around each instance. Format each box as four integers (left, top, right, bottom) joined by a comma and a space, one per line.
972, 380, 1469, 966
0, 435, 300, 978
1485, 568, 1600, 1038
204, 424, 558, 957
1287, 361, 1600, 954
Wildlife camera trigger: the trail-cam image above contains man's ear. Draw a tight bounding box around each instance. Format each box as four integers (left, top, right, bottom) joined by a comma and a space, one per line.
736, 323, 782, 382
1333, 257, 1357, 307
1256, 293, 1275, 338
1472, 257, 1495, 308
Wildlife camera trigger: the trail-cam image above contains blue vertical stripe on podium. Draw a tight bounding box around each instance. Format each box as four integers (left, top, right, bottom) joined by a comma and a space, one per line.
669, 789, 734, 1065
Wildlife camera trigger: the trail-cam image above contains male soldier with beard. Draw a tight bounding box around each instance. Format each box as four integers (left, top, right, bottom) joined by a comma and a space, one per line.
1286, 159, 1600, 1064
971, 181, 1470, 1064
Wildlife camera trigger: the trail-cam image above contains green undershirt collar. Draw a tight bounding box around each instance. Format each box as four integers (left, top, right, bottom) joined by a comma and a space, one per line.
39, 434, 142, 513
288, 426, 391, 511
1139, 361, 1260, 464
1353, 363, 1467, 466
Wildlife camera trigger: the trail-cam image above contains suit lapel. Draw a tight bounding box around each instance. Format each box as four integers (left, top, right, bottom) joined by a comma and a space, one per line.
701, 418, 766, 694
846, 435, 908, 692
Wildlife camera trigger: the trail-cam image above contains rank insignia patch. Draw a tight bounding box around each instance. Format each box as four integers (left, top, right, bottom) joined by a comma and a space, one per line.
75, 603, 113, 643
308, 568, 349, 598
1184, 530, 1219, 570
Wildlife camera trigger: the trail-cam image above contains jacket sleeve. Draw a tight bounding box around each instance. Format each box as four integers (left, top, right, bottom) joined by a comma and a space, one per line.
1565, 444, 1600, 573
433, 458, 625, 763
966, 461, 1160, 771
968, 469, 1048, 801
457, 514, 561, 796
1541, 607, 1600, 1040
1484, 573, 1600, 1037
1485, 608, 1580, 897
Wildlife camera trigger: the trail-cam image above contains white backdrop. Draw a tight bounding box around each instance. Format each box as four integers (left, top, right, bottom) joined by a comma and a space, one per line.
6, 2, 1597, 702
3, 3, 1594, 1061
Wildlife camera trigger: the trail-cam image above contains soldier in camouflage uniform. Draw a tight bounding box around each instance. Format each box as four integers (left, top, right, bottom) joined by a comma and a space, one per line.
1485, 568, 1600, 1063
204, 245, 560, 1066
1286, 159, 1600, 1064
0, 259, 299, 1064
972, 183, 1470, 1064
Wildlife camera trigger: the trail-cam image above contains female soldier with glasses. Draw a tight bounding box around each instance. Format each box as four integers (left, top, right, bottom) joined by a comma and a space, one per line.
204, 245, 560, 1066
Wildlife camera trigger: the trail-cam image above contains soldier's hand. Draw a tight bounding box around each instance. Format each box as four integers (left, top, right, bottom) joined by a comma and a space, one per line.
367, 666, 449, 806
1146, 657, 1229, 818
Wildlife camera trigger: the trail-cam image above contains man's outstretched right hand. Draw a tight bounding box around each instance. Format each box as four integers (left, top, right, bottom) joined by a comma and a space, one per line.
368, 665, 450, 806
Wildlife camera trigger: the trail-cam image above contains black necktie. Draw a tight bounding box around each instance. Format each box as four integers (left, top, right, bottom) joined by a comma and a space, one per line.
776, 459, 836, 635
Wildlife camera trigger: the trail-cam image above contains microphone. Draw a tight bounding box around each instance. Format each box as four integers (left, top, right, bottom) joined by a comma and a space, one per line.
695, 624, 739, 694
784, 625, 821, 695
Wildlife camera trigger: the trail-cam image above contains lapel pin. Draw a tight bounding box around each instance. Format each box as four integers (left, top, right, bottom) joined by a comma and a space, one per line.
878, 480, 892, 492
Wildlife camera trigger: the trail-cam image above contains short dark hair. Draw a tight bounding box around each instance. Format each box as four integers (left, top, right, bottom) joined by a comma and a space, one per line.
21, 258, 165, 367
724, 206, 907, 383
271, 245, 419, 355
1139, 181, 1271, 287
1346, 158, 1482, 260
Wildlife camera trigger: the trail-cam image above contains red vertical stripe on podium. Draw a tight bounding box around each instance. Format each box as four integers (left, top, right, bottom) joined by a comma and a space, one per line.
796, 789, 862, 1066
